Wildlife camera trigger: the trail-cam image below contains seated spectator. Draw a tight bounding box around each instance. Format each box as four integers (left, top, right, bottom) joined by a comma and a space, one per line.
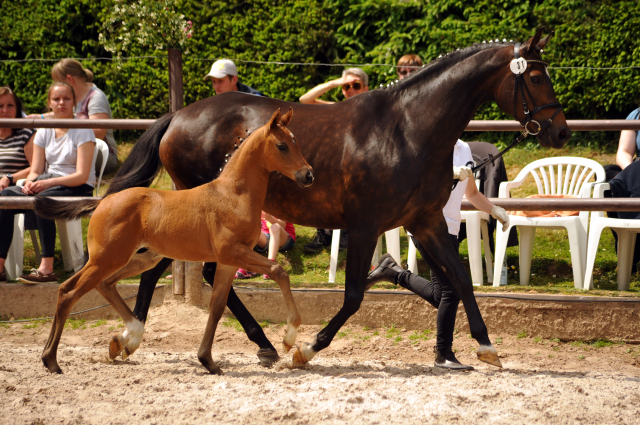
396, 54, 423, 80
300, 67, 369, 252
299, 67, 368, 105
28, 59, 118, 174
0, 82, 96, 284
0, 87, 34, 190
604, 107, 640, 181
204, 59, 266, 96
236, 211, 296, 279
606, 159, 640, 273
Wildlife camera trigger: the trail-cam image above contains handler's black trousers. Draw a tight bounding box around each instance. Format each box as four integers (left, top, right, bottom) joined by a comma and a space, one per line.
397, 235, 461, 351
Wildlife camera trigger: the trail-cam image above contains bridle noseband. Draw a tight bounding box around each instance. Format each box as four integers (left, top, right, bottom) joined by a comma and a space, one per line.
453, 43, 563, 188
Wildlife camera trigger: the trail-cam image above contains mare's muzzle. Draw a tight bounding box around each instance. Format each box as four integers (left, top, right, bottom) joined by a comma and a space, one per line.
295, 166, 314, 188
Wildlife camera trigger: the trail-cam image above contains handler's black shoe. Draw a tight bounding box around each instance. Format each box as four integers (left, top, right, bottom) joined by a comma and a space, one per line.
304, 229, 331, 253
366, 253, 405, 286
434, 346, 474, 371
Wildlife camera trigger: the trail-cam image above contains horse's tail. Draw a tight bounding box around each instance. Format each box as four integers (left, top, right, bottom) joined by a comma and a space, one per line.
104, 111, 176, 197
34, 196, 102, 220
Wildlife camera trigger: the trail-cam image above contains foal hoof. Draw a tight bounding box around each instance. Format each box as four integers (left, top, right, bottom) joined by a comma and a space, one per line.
109, 335, 124, 360
257, 348, 280, 366
292, 342, 316, 366
477, 345, 503, 368
42, 356, 62, 374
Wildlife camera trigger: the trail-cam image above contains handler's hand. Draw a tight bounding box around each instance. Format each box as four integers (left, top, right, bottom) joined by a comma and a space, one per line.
453, 165, 473, 181
491, 206, 510, 232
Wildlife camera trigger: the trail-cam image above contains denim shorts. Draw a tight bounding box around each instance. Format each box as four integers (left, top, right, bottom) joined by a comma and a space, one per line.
254, 232, 295, 253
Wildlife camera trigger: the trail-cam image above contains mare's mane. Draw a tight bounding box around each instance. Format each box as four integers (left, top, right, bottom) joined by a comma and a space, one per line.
380, 41, 517, 92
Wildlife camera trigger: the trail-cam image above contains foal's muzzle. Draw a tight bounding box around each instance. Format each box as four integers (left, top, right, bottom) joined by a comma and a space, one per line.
295, 166, 314, 188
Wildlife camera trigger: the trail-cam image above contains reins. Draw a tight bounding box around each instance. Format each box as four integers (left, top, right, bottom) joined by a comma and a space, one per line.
452, 43, 563, 189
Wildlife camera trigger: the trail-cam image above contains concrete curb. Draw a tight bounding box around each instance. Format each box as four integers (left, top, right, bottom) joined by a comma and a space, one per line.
2, 283, 640, 341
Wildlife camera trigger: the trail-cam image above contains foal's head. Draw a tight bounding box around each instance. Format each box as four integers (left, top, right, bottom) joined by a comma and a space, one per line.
262, 108, 314, 187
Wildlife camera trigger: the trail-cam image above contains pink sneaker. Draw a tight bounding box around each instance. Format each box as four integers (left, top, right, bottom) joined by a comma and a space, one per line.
236, 268, 258, 279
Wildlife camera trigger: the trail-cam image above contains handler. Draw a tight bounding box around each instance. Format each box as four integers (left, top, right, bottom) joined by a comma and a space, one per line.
366, 139, 509, 371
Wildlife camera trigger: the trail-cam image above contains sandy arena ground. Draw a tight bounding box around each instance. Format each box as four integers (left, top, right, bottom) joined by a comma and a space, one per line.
1, 300, 640, 425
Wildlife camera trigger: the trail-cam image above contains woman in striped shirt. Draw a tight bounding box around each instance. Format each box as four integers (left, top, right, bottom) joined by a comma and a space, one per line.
0, 87, 34, 190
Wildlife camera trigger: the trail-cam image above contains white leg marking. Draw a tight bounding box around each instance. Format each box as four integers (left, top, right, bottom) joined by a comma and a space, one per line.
122, 319, 145, 358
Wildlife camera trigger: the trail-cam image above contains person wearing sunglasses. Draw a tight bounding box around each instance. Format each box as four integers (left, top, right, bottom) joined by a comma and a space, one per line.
299, 68, 369, 105
299, 67, 368, 253
396, 54, 423, 80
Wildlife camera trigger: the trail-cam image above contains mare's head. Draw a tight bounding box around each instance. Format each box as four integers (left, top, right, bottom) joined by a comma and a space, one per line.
494, 28, 571, 148
262, 108, 314, 187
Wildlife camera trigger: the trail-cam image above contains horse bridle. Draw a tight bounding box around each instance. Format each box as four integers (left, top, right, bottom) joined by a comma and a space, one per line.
452, 43, 563, 188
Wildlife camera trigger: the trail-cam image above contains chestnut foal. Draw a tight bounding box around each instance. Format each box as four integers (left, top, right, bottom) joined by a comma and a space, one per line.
35, 108, 314, 374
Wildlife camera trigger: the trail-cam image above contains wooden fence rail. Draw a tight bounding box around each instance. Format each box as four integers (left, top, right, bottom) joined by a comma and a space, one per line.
2, 119, 640, 131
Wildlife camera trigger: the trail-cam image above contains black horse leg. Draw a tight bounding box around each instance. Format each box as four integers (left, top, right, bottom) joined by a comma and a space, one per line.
202, 262, 279, 365
408, 220, 502, 367
133, 257, 173, 323
293, 229, 378, 364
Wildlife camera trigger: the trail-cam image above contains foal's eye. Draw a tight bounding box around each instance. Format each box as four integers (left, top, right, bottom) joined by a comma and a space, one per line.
530, 75, 541, 84
276, 143, 288, 152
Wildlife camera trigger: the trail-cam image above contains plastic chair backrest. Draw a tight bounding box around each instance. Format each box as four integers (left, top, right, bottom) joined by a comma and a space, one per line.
513, 157, 605, 197
94, 139, 110, 194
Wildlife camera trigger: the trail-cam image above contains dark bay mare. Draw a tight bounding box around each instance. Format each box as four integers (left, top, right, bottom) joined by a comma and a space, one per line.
97, 29, 570, 368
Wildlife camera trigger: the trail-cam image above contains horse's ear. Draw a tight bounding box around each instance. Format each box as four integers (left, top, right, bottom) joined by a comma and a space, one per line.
537, 31, 554, 51
280, 107, 293, 127
521, 27, 545, 55
269, 109, 282, 130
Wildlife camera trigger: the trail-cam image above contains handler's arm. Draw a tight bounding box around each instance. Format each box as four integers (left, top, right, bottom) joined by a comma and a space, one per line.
616, 130, 637, 170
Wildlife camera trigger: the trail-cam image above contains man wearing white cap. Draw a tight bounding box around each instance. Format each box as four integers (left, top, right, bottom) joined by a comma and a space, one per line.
204, 59, 266, 96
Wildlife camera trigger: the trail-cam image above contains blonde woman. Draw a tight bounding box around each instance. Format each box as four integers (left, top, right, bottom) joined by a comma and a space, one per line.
29, 59, 117, 173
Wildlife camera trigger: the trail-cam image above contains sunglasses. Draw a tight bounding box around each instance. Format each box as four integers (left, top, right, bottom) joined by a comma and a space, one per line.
398, 68, 418, 76
342, 81, 362, 91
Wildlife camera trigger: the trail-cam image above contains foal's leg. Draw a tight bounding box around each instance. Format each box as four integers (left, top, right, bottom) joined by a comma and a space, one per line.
203, 262, 280, 365
218, 246, 302, 353
293, 228, 378, 365
42, 261, 130, 373
197, 264, 237, 374
408, 219, 501, 368
95, 250, 165, 360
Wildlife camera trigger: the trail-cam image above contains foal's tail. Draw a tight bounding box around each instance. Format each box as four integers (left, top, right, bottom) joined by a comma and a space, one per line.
104, 111, 176, 197
34, 197, 102, 220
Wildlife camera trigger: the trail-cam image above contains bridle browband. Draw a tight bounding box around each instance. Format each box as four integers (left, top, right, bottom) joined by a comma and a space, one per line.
453, 43, 563, 188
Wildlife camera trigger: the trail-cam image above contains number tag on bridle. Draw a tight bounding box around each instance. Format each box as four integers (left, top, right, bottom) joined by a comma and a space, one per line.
510, 58, 527, 74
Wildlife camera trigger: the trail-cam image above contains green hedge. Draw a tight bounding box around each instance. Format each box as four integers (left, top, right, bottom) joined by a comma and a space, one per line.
2, 0, 639, 146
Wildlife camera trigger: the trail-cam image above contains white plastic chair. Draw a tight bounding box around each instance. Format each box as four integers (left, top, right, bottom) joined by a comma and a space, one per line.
5, 139, 109, 280
492, 157, 605, 289
584, 183, 640, 291
402, 179, 493, 286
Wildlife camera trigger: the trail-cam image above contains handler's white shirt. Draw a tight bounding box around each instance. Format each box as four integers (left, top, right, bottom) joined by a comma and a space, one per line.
443, 140, 473, 236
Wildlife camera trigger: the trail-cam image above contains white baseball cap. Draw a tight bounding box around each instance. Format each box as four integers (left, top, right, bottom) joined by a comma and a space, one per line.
204, 59, 238, 80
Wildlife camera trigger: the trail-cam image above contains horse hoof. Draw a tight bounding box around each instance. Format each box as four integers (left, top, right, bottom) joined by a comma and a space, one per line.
292, 342, 316, 366
257, 348, 279, 366
109, 335, 124, 360
204, 363, 223, 375
477, 345, 503, 368
283, 341, 293, 353
122, 345, 133, 361
42, 356, 62, 374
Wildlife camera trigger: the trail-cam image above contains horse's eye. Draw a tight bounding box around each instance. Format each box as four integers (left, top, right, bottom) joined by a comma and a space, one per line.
531, 75, 541, 84
277, 143, 288, 152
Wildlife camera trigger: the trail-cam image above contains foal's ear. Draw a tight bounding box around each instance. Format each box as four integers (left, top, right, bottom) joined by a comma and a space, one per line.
269, 108, 282, 130
280, 107, 293, 127
521, 27, 545, 55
